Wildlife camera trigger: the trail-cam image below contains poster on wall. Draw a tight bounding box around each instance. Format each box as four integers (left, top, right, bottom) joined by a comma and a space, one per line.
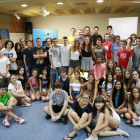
33, 29, 58, 46
0, 29, 10, 39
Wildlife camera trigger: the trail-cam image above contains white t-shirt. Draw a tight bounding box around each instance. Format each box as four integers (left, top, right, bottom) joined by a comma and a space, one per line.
58, 44, 72, 66
49, 47, 62, 68
133, 101, 140, 115
8, 80, 21, 94
0, 56, 10, 79
2, 49, 17, 70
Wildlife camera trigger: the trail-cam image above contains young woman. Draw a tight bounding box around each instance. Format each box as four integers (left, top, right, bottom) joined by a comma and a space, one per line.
16, 67, 29, 97
68, 40, 81, 76
133, 70, 140, 88
83, 73, 98, 104
81, 37, 94, 73
102, 73, 115, 102
15, 42, 24, 67
2, 40, 17, 74
64, 90, 92, 140
69, 70, 84, 103
114, 66, 123, 80
39, 68, 52, 102
8, 74, 31, 106
86, 96, 129, 140
110, 80, 128, 115
125, 87, 140, 126
28, 69, 40, 101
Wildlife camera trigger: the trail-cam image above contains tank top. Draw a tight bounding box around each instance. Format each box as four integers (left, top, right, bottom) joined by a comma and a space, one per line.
60, 76, 69, 94
70, 51, 80, 60
39, 77, 48, 89
133, 101, 140, 115
82, 49, 91, 57
18, 77, 25, 89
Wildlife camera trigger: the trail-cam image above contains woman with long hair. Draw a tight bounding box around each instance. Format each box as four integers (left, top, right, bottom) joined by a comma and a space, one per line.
133, 70, 140, 88
114, 66, 123, 80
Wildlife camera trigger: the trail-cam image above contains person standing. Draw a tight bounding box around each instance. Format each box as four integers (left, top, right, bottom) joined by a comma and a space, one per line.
74, 29, 84, 45
107, 25, 115, 43
68, 28, 78, 45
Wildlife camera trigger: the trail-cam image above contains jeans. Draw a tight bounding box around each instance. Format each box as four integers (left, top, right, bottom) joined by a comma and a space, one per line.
25, 65, 34, 76
133, 65, 139, 71
50, 67, 60, 81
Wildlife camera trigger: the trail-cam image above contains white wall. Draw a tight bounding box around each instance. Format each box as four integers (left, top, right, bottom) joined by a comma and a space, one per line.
10, 33, 25, 44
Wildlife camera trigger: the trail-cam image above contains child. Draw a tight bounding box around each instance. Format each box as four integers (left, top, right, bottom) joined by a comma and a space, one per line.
110, 80, 128, 116
44, 81, 69, 124
86, 96, 129, 140
64, 91, 92, 140
28, 69, 40, 101
125, 87, 140, 126
39, 68, 52, 102
114, 66, 123, 80
0, 82, 25, 126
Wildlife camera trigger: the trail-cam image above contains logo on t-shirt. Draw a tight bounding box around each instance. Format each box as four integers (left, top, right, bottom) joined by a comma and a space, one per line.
105, 46, 109, 50
120, 53, 127, 59
36, 50, 44, 64
4, 53, 13, 58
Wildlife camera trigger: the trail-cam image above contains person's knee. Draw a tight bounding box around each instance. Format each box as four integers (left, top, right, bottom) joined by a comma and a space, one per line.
44, 106, 49, 112
98, 131, 104, 137
71, 111, 77, 117
42, 98, 46, 102
0, 102, 4, 107
99, 113, 104, 118
82, 113, 88, 119
9, 97, 15, 103
31, 97, 35, 101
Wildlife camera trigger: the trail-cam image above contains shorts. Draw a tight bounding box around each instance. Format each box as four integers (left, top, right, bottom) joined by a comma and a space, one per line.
52, 105, 63, 113
69, 60, 80, 68
29, 88, 39, 92
0, 103, 8, 117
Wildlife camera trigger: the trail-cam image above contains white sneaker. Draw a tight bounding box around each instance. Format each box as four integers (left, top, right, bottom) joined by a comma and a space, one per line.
85, 135, 98, 140
116, 128, 129, 137
120, 114, 124, 118
15, 117, 25, 124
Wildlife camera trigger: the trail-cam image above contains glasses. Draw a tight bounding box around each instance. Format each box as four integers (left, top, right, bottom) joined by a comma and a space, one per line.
82, 97, 89, 100
53, 41, 57, 43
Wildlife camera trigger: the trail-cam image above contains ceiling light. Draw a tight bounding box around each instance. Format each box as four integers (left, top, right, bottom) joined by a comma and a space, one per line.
96, 0, 104, 3
57, 2, 64, 5
21, 4, 27, 7
14, 12, 20, 20
40, 6, 50, 17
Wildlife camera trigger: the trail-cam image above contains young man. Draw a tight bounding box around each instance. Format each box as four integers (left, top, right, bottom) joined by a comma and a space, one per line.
43, 81, 69, 124
0, 50, 10, 84
117, 40, 132, 71
74, 29, 84, 45
102, 33, 113, 61
133, 37, 140, 70
0, 82, 25, 127
130, 33, 137, 49
32, 38, 47, 74
20, 38, 27, 51
107, 25, 115, 43
110, 35, 122, 64
68, 28, 78, 45
92, 26, 102, 46
23, 40, 34, 77
93, 38, 107, 63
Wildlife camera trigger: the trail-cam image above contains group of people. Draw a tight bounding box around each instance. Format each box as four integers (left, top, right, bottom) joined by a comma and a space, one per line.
0, 25, 140, 140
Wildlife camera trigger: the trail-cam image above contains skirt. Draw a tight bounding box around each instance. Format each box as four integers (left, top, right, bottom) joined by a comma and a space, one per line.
81, 57, 93, 71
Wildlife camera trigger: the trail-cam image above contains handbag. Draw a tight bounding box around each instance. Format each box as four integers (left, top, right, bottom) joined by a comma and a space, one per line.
41, 78, 48, 97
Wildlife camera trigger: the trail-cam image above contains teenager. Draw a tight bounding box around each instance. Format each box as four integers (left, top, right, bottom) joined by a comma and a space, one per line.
107, 25, 115, 43
132, 70, 140, 88
2, 40, 17, 74
8, 75, 31, 106
117, 40, 132, 72
39, 68, 52, 102
110, 80, 128, 116
44, 81, 69, 124
125, 87, 140, 126
64, 90, 92, 140
0, 40, 4, 51
114, 66, 123, 80
20, 38, 27, 50
0, 83, 25, 126
74, 29, 84, 44
85, 96, 129, 140
68, 28, 78, 45
130, 33, 137, 49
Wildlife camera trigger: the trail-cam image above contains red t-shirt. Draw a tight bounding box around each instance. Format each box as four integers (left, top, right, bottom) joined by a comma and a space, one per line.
102, 42, 113, 61
117, 49, 132, 67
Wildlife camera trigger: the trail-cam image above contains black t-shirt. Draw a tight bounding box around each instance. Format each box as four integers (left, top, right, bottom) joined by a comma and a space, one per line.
82, 34, 93, 44
32, 46, 46, 68
71, 100, 92, 117
44, 45, 51, 67
92, 34, 102, 46
23, 48, 34, 65
16, 52, 23, 61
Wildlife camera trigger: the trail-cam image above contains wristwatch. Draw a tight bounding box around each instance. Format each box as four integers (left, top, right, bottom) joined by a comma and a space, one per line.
11, 105, 14, 107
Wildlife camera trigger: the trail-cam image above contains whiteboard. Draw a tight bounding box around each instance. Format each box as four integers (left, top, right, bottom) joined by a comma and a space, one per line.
10, 33, 25, 44
109, 17, 138, 39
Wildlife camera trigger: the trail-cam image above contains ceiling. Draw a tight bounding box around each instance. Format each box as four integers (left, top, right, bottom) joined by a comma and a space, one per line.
0, 0, 140, 17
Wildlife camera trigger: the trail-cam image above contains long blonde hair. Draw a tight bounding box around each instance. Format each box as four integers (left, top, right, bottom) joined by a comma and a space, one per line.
70, 40, 80, 52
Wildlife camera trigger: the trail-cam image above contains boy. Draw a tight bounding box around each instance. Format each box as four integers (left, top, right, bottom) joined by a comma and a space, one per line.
44, 81, 69, 124
0, 82, 25, 126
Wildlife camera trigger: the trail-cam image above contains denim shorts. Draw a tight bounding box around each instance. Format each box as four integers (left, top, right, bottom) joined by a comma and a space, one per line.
29, 88, 39, 92
0, 103, 8, 117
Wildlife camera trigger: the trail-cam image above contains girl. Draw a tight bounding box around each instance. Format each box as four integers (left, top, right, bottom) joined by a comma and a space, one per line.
39, 68, 52, 102
81, 37, 94, 73
69, 70, 84, 103
0, 40, 4, 51
114, 66, 123, 80
28, 69, 40, 101
110, 80, 128, 115
83, 73, 98, 103
16, 67, 29, 97
102, 73, 115, 102
2, 40, 17, 74
125, 87, 140, 126
133, 70, 140, 88
15, 42, 24, 67
68, 40, 81, 76
86, 96, 129, 140
64, 90, 92, 140
8, 74, 31, 106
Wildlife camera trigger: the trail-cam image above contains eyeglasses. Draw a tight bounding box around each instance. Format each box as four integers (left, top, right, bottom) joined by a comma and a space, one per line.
53, 41, 57, 43
82, 97, 89, 100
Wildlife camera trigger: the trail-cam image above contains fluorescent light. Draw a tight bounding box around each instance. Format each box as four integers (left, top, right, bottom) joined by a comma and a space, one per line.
21, 4, 27, 7
40, 7, 50, 17
96, 0, 104, 3
57, 2, 64, 4
14, 12, 20, 20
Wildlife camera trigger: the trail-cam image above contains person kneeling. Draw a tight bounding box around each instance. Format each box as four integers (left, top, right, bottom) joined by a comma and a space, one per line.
0, 82, 25, 127
44, 81, 69, 124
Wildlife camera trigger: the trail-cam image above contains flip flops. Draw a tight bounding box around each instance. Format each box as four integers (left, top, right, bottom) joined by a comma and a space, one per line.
63, 134, 77, 140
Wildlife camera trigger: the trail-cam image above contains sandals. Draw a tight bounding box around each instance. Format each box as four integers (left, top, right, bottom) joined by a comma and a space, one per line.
63, 134, 77, 140
126, 120, 136, 126
126, 120, 131, 124
85, 128, 92, 138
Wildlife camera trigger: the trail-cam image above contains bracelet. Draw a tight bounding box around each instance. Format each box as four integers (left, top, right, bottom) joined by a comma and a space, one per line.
118, 107, 120, 110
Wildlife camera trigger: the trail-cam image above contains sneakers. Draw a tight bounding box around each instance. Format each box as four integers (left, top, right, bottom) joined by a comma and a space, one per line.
2, 119, 10, 127
120, 114, 124, 118
60, 116, 68, 124
45, 114, 51, 120
116, 128, 129, 138
85, 135, 98, 140
15, 117, 25, 124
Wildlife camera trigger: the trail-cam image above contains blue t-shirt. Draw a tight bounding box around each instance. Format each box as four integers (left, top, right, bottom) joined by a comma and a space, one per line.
71, 100, 92, 117
111, 43, 122, 62
39, 77, 48, 89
